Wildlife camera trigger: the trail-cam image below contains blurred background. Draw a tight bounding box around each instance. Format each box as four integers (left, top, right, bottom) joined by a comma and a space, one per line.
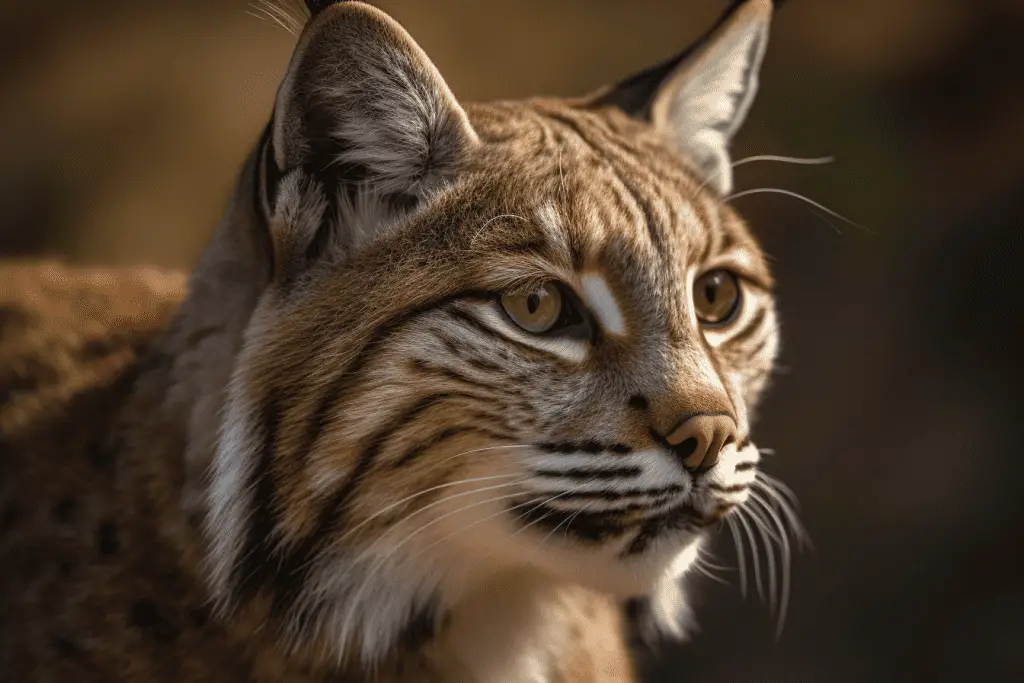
2, 0, 1022, 680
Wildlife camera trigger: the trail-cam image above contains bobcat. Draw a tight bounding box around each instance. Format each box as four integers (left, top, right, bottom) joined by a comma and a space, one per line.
0, 1, 795, 681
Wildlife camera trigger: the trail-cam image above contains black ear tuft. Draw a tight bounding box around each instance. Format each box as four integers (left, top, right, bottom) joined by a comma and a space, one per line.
305, 0, 344, 17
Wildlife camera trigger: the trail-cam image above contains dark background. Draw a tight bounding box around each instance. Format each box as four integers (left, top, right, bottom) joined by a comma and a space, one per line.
2, 1, 1022, 680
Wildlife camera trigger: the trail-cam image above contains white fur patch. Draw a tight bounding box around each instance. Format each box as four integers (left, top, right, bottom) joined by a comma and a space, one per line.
206, 374, 260, 597
580, 273, 626, 336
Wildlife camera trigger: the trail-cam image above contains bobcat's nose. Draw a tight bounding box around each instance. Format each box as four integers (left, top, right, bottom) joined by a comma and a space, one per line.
666, 413, 736, 473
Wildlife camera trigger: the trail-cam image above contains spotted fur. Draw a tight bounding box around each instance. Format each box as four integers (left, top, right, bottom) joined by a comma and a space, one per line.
1, 2, 788, 682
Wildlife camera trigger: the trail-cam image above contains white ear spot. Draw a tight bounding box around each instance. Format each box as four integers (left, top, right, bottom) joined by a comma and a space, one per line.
581, 273, 627, 336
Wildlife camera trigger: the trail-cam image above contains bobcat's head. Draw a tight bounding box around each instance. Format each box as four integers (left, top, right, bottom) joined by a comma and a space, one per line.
193, 0, 788, 665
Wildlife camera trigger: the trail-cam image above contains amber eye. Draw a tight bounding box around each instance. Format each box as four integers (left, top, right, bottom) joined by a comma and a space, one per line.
693, 269, 742, 325
501, 283, 565, 333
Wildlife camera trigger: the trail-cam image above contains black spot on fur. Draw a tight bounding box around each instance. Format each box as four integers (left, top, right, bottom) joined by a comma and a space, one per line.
58, 559, 75, 577
130, 600, 180, 644
97, 521, 120, 556
53, 497, 79, 523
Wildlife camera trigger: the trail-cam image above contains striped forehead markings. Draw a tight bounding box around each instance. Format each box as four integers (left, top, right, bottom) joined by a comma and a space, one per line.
581, 273, 627, 337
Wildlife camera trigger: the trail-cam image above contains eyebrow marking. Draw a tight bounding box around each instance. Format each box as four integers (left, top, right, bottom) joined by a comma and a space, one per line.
535, 202, 570, 255
581, 273, 626, 336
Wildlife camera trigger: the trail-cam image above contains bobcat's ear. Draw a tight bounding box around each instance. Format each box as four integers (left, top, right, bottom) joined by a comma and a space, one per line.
587, 0, 773, 195
260, 1, 477, 280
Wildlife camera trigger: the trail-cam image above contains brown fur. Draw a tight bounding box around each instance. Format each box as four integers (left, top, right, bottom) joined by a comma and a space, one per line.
0, 2, 788, 682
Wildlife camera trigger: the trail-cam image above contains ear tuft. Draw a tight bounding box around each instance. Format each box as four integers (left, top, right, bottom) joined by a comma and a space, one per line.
305, 0, 343, 17
589, 0, 774, 195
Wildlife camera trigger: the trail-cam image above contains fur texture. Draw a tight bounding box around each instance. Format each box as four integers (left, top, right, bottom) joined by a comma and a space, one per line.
0, 2, 788, 682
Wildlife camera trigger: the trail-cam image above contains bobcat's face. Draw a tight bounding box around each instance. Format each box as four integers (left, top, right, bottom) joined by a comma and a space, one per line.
205, 0, 785, 663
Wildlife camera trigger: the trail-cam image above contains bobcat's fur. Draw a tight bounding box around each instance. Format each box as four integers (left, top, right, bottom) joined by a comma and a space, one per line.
0, 2, 786, 681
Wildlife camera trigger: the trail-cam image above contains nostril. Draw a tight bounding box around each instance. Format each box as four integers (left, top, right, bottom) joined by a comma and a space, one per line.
674, 437, 699, 459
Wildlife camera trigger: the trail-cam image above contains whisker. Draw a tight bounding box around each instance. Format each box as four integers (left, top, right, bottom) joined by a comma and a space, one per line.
747, 495, 785, 617
433, 443, 535, 468
725, 517, 749, 598
725, 187, 873, 234
735, 508, 765, 603
254, 0, 306, 32
246, 4, 295, 34
548, 499, 596, 547
695, 154, 835, 195
316, 477, 529, 569
245, 8, 293, 35
750, 489, 794, 640
469, 213, 530, 247
755, 473, 812, 550
746, 502, 779, 615
324, 473, 524, 550
731, 154, 836, 168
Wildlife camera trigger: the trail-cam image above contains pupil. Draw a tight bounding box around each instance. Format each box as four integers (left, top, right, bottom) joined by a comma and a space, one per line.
527, 293, 541, 314
705, 283, 717, 304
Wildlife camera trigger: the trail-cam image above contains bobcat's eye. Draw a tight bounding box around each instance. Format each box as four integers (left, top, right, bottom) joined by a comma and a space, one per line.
501, 283, 569, 334
694, 269, 742, 326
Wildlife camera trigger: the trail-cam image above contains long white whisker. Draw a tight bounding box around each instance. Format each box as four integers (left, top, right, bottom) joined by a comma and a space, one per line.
695, 154, 835, 195
747, 495, 784, 617
735, 508, 765, 603
756, 473, 812, 550
316, 478, 529, 569
469, 214, 529, 247
433, 443, 535, 468
750, 489, 794, 640
725, 517, 748, 598
325, 473, 524, 550
254, 0, 304, 32
547, 499, 595, 547
746, 502, 779, 615
725, 187, 873, 234
245, 8, 293, 34
732, 154, 835, 169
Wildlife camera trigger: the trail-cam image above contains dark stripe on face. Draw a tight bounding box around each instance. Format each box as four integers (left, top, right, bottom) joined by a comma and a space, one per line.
707, 483, 749, 494
545, 111, 668, 261
445, 307, 575, 364
530, 466, 643, 480
551, 484, 684, 501
512, 503, 636, 544
734, 461, 757, 472
746, 334, 771, 361
536, 441, 633, 455
295, 292, 492, 470
408, 359, 517, 398
622, 505, 702, 557
727, 307, 767, 348
263, 292, 490, 615
391, 425, 475, 469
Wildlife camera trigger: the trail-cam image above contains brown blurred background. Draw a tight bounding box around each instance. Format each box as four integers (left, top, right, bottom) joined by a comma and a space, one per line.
2, 0, 1022, 680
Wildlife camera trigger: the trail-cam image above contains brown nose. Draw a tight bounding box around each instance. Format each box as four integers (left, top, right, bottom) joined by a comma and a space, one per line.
665, 413, 737, 472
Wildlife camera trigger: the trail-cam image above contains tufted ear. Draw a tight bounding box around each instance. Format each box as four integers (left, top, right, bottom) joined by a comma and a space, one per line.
587, 0, 773, 195
259, 1, 477, 280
